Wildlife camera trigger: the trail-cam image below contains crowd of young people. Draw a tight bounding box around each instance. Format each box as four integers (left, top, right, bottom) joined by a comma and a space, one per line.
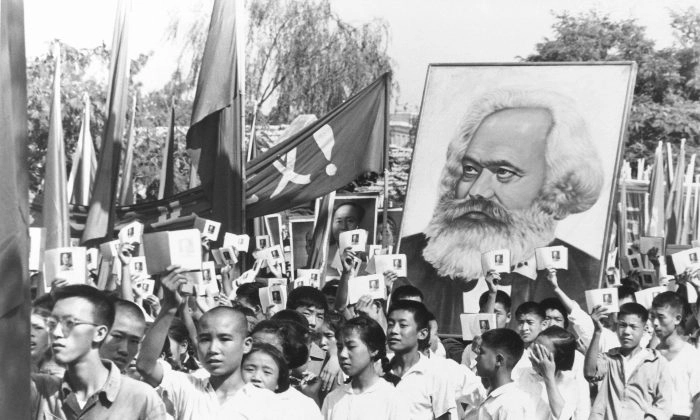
27, 234, 700, 420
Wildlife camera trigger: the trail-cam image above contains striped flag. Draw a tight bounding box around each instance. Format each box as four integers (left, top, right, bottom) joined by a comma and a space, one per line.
646, 142, 665, 238
666, 139, 686, 243
43, 42, 70, 249
82, 0, 131, 244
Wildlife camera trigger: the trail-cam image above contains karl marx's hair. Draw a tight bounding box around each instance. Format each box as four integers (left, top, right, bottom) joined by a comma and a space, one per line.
440, 89, 603, 220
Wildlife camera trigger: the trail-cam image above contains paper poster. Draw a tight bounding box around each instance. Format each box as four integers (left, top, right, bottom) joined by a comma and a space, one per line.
459, 313, 497, 341
119, 221, 144, 244
584, 288, 620, 313
86, 248, 99, 272
535, 246, 569, 270
639, 269, 658, 288
372, 254, 407, 277
339, 229, 368, 253
130, 256, 148, 279
256, 235, 271, 250
143, 229, 202, 275
639, 236, 665, 255
195, 217, 221, 242
224, 233, 250, 253
259, 284, 287, 312
635, 286, 666, 309
44, 247, 87, 291
347, 274, 386, 304
671, 247, 700, 274
481, 249, 511, 276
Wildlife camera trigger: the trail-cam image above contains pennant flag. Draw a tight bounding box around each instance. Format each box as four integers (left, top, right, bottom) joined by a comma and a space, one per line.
186, 0, 244, 234
119, 95, 137, 205
679, 153, 696, 244
246, 72, 389, 218
43, 42, 70, 250
0, 0, 31, 416
158, 103, 176, 199
618, 176, 628, 254
306, 192, 335, 271
67, 93, 97, 206
82, 0, 131, 245
666, 139, 686, 243
646, 142, 665, 238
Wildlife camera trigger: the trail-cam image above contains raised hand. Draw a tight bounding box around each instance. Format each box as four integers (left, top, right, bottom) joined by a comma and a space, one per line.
160, 265, 186, 308
340, 247, 358, 275
590, 305, 609, 332
485, 270, 500, 292
546, 267, 558, 289
118, 243, 134, 266
529, 343, 556, 380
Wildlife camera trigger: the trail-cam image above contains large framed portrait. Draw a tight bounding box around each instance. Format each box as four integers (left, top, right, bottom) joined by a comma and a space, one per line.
288, 217, 316, 277
399, 63, 636, 335
331, 194, 379, 246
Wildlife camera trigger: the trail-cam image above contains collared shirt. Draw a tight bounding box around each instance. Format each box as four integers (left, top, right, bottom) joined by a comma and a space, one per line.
665, 342, 700, 416
567, 301, 620, 353
391, 352, 456, 419
465, 382, 532, 420
588, 347, 672, 420
158, 365, 277, 420
31, 360, 168, 420
321, 379, 409, 420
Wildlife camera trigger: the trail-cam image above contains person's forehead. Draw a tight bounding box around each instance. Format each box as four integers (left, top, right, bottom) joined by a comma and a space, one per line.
652, 305, 679, 316
545, 308, 564, 317
52, 297, 94, 319
245, 351, 276, 367
389, 309, 416, 323
465, 107, 552, 163
519, 312, 542, 322
200, 311, 246, 335
252, 332, 283, 350
111, 312, 146, 336
333, 204, 360, 219
494, 303, 508, 314
295, 304, 322, 314
618, 313, 643, 324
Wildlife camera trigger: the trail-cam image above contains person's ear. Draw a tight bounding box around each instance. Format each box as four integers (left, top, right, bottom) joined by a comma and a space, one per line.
93, 325, 109, 345
495, 352, 505, 368
506, 312, 512, 323
242, 336, 253, 355
417, 326, 429, 341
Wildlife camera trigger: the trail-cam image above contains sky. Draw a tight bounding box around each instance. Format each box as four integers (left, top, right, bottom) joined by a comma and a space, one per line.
24, 0, 698, 110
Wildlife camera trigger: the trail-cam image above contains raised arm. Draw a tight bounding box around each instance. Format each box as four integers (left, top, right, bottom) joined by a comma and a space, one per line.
136, 265, 185, 387
584, 305, 607, 380
118, 243, 135, 301
546, 268, 576, 314
482, 271, 499, 313
334, 247, 357, 312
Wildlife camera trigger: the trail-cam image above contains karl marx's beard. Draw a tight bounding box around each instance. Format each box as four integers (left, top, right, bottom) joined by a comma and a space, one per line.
423, 196, 557, 279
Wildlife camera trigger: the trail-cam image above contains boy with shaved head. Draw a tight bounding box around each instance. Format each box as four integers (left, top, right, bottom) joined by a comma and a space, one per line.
100, 299, 147, 373
137, 266, 277, 419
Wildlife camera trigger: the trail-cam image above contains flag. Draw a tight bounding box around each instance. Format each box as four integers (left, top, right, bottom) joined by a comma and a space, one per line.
618, 176, 628, 254
43, 42, 70, 249
186, 0, 244, 234
67, 93, 97, 206
306, 192, 335, 272
679, 154, 696, 244
646, 142, 665, 237
246, 73, 389, 218
0, 0, 30, 416
158, 104, 176, 199
666, 139, 686, 243
119, 95, 137, 205
82, 0, 130, 245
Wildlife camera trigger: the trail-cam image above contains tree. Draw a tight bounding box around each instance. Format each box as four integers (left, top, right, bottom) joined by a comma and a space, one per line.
526, 10, 700, 170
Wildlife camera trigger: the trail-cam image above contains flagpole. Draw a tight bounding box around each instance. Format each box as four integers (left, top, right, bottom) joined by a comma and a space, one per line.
381, 72, 391, 248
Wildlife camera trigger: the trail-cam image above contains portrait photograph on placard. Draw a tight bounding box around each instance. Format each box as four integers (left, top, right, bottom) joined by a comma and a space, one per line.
326, 195, 379, 270
289, 217, 315, 276
398, 63, 636, 334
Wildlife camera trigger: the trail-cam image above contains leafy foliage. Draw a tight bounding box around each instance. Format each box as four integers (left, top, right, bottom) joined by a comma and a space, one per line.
526, 10, 700, 173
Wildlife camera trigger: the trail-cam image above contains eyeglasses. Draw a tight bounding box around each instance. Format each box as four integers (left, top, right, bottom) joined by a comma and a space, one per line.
46, 317, 101, 334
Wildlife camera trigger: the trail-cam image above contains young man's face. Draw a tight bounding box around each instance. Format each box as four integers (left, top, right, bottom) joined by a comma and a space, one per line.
294, 305, 325, 332
544, 308, 566, 329
50, 297, 107, 365
197, 312, 252, 376
616, 313, 645, 350
30, 313, 51, 362
516, 313, 544, 345
387, 309, 427, 353
475, 342, 499, 378
99, 309, 146, 371
493, 303, 511, 329
650, 305, 681, 340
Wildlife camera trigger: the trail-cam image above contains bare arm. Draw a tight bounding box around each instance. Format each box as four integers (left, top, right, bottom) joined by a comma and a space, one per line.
334, 248, 357, 312
584, 305, 606, 380
136, 266, 185, 387
546, 268, 576, 314
118, 243, 135, 301
481, 271, 499, 313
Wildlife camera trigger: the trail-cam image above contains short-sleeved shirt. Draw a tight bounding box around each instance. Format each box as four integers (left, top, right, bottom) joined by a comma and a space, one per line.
391, 353, 456, 419
158, 367, 277, 420
31, 360, 168, 420
321, 379, 409, 420
465, 382, 532, 420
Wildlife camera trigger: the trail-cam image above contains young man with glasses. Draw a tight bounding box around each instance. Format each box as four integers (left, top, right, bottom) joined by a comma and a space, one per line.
30, 284, 167, 419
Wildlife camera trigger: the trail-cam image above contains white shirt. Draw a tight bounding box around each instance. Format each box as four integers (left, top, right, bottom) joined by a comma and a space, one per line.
665, 342, 700, 416
276, 387, 322, 420
515, 366, 590, 420
466, 382, 532, 420
159, 367, 277, 420
428, 354, 484, 419
392, 353, 457, 419
321, 379, 409, 420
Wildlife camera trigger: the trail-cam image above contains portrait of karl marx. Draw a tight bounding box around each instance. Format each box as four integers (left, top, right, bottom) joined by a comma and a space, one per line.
400, 88, 604, 333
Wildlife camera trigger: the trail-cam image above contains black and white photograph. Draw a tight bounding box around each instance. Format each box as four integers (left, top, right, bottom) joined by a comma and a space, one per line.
494, 254, 503, 265
603, 293, 612, 304
479, 320, 490, 333
551, 250, 560, 262
393, 258, 402, 269
59, 252, 73, 271
690, 253, 698, 264
134, 262, 143, 272
369, 279, 379, 290
271, 290, 282, 304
